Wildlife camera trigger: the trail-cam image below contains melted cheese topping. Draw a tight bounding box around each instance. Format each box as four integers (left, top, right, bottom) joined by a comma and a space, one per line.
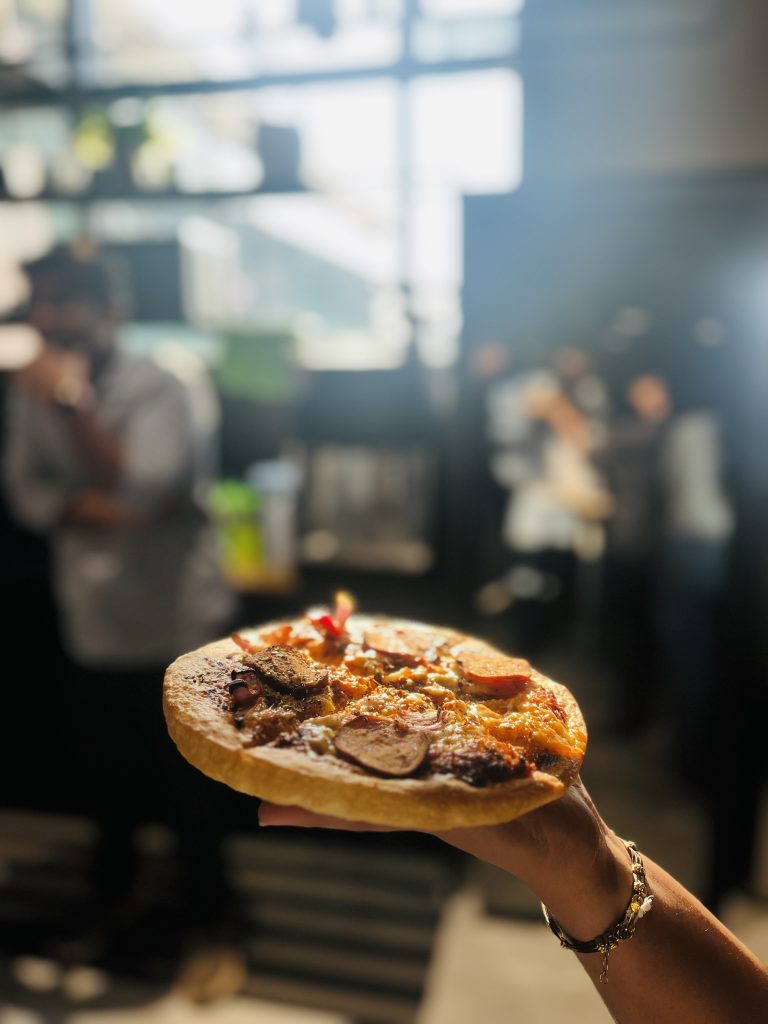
236, 616, 585, 772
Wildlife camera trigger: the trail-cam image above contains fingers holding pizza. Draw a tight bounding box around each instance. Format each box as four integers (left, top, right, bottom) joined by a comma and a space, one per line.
256, 777, 614, 904
259, 803, 392, 831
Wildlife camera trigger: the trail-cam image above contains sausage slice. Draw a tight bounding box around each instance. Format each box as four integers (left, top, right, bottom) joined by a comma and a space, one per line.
364, 625, 441, 663
334, 717, 430, 777
456, 648, 532, 695
246, 645, 328, 694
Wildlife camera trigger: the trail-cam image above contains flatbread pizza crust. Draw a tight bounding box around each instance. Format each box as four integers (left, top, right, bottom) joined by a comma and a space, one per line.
163, 621, 585, 829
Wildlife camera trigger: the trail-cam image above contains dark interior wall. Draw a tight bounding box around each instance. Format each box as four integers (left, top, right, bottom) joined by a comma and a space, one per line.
462, 177, 768, 355
522, 0, 768, 178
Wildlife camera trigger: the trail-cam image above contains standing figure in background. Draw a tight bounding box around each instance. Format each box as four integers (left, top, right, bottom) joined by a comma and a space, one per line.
595, 373, 670, 735
2, 244, 240, 985
656, 351, 744, 913
487, 346, 612, 657
3, 245, 234, 668
657, 365, 734, 786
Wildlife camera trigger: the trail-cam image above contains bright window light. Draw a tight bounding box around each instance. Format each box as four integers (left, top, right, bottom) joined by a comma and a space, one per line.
420, 0, 524, 16
259, 80, 398, 192
410, 70, 523, 193
409, 186, 462, 287
248, 194, 398, 286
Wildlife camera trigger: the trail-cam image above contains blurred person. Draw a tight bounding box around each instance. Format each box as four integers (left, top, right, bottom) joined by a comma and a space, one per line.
258, 782, 768, 1024
657, 357, 734, 786
0, 365, 63, 810
657, 343, 766, 914
4, 246, 234, 665
487, 345, 611, 655
655, 346, 763, 915
594, 373, 671, 734
710, 336, 768, 916
1, 244, 241, 985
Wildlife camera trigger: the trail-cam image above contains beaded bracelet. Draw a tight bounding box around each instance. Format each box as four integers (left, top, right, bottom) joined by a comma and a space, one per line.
541, 839, 654, 983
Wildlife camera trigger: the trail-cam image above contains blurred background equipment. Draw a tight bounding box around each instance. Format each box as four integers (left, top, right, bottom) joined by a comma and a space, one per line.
1, 0, 767, 1021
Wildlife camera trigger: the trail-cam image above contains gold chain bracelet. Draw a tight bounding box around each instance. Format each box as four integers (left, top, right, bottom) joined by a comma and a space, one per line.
541, 840, 654, 983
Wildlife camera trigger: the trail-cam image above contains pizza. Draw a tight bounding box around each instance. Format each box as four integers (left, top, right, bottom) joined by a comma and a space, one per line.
163, 595, 587, 829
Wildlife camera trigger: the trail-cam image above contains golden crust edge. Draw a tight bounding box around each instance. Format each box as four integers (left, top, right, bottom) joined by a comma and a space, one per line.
163, 630, 585, 829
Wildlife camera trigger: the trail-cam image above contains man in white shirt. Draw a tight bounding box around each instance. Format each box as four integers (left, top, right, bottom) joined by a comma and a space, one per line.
2, 245, 239, 968
3, 250, 234, 668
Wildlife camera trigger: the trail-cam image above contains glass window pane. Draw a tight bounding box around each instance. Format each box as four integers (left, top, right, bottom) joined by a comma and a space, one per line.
258, 79, 399, 192
82, 0, 403, 85
420, 0, 524, 16
412, 16, 520, 63
410, 69, 523, 193
241, 193, 407, 370
11, 0, 68, 87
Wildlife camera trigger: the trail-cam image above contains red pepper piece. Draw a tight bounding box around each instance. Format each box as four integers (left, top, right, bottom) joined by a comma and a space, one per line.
232, 631, 259, 653
308, 592, 356, 640
308, 613, 343, 639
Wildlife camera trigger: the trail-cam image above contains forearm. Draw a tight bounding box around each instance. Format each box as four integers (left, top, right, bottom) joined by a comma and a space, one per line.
570, 855, 768, 1024
518, 834, 767, 1024
439, 791, 768, 1024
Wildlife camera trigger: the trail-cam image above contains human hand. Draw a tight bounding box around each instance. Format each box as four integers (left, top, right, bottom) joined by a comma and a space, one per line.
13, 345, 92, 406
64, 490, 149, 528
64, 491, 123, 528
260, 780, 633, 943
260, 780, 606, 885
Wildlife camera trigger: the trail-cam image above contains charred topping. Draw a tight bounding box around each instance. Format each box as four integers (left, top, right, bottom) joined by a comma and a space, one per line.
245, 644, 329, 694
246, 708, 300, 747
534, 750, 560, 771
428, 744, 530, 787
234, 715, 246, 730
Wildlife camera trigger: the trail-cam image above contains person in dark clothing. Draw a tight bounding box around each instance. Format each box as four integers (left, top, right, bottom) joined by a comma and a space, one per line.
595, 373, 670, 734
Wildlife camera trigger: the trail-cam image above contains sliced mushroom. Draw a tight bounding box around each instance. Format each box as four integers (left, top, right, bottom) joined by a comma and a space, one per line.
246, 644, 328, 694
334, 716, 430, 778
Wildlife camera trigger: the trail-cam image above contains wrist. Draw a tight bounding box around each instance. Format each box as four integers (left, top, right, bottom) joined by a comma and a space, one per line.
532, 829, 634, 943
